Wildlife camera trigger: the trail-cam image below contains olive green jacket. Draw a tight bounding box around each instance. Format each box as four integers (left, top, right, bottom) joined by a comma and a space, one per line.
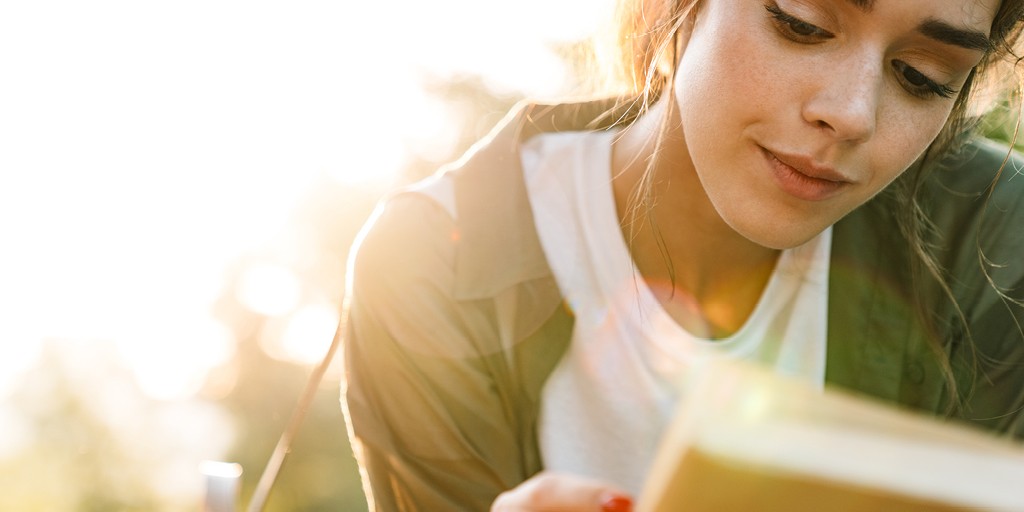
342, 100, 1024, 511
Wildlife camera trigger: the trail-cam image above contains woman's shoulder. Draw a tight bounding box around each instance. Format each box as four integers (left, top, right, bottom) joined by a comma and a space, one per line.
930, 137, 1024, 219
927, 138, 1024, 266
344, 102, 577, 359
350, 96, 638, 303
348, 180, 461, 307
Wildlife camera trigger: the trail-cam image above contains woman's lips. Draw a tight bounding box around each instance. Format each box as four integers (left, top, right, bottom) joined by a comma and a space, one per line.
761, 147, 850, 201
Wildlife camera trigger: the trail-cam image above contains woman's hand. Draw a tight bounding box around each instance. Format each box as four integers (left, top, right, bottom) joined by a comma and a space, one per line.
490, 471, 634, 512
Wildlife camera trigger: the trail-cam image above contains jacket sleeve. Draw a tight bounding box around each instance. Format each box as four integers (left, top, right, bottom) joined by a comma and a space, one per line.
340, 191, 528, 511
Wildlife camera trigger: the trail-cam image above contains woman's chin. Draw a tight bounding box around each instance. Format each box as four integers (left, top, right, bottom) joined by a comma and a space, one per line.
727, 218, 831, 251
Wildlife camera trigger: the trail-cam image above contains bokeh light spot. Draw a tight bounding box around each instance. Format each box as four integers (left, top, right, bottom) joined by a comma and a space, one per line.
260, 302, 340, 365
236, 263, 303, 317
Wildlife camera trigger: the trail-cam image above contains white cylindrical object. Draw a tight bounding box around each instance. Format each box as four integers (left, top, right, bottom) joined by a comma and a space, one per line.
201, 460, 243, 512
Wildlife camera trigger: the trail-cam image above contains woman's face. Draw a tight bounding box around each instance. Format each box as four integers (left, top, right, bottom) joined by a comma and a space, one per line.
673, 0, 999, 249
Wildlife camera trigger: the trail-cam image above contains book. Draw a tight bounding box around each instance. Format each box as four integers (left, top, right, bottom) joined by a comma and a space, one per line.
637, 359, 1024, 511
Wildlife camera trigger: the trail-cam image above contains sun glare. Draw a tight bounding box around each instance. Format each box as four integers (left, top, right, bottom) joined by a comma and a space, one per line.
236, 263, 303, 317
1, 0, 614, 508
260, 302, 340, 366
114, 316, 237, 401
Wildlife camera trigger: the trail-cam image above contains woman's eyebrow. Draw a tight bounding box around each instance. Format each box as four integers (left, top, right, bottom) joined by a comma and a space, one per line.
845, 0, 874, 11
842, 0, 993, 53
918, 18, 994, 52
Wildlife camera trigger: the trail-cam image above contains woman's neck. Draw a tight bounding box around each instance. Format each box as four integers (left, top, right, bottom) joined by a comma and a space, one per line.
610, 96, 780, 338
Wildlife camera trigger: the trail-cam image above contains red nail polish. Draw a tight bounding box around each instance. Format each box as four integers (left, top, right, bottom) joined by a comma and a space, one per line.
601, 495, 633, 512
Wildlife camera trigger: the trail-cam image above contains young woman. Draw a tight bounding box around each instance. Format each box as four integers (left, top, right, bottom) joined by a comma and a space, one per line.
342, 0, 1024, 510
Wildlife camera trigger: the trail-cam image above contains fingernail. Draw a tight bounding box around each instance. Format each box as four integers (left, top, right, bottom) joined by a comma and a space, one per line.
600, 494, 633, 512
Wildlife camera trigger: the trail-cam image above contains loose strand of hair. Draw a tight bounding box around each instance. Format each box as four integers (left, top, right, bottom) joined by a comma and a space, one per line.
976, 69, 1024, 308
899, 152, 970, 415
624, 8, 693, 298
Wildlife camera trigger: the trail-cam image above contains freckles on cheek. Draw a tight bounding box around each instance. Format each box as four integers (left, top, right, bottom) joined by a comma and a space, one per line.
726, 39, 786, 113
690, 50, 766, 118
876, 103, 952, 176
906, 122, 947, 167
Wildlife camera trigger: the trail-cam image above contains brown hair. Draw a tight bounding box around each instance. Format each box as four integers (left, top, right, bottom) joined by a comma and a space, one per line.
593, 0, 1024, 412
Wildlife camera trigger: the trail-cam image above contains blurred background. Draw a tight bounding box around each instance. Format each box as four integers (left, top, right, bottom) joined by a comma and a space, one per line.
0, 1, 1021, 510
0, 0, 613, 510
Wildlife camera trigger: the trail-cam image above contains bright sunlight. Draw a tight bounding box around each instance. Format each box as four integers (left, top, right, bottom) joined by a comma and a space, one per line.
0, 0, 613, 509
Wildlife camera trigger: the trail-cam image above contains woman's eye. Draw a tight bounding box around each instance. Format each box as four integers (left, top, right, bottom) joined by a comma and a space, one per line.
765, 4, 833, 40
891, 60, 957, 99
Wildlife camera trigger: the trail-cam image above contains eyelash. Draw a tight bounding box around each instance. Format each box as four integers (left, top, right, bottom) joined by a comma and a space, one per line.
764, 4, 831, 39
763, 3, 958, 100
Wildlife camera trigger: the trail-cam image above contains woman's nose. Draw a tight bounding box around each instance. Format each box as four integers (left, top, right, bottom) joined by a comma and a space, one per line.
800, 55, 881, 143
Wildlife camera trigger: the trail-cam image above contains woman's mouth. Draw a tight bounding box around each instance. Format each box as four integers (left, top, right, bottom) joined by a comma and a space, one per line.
760, 147, 851, 201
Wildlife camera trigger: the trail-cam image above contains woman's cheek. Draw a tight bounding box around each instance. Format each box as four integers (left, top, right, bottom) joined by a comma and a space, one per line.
877, 100, 955, 181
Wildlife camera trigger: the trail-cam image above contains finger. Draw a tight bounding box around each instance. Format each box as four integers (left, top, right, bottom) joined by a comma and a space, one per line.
491, 471, 633, 512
